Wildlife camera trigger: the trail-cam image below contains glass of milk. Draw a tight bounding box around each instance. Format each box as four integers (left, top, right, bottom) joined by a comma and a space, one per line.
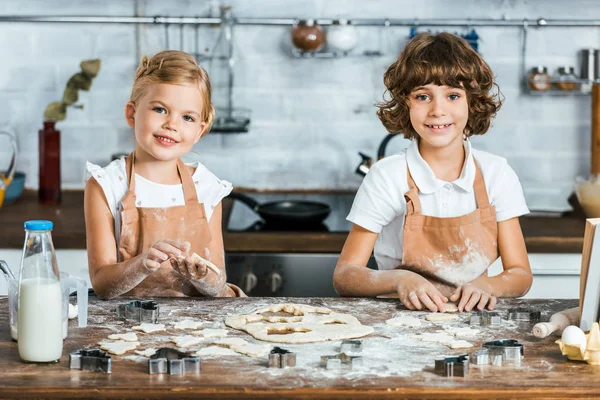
17, 220, 63, 363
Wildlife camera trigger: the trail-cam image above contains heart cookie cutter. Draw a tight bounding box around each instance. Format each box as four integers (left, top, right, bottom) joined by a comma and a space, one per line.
482, 339, 524, 365
117, 300, 160, 323
268, 346, 296, 368
434, 354, 469, 377
148, 348, 200, 375
69, 349, 112, 373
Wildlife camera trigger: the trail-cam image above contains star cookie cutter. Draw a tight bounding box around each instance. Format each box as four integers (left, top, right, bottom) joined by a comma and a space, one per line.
117, 300, 159, 323
268, 346, 296, 368
69, 349, 112, 373
482, 339, 524, 365
148, 348, 200, 375
321, 353, 363, 370
470, 311, 502, 327
434, 354, 469, 377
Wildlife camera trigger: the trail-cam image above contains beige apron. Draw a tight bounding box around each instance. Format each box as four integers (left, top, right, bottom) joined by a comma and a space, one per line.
401, 158, 499, 297
118, 152, 244, 297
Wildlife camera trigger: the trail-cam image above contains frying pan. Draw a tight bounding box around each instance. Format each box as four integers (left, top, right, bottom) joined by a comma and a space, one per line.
227, 192, 331, 226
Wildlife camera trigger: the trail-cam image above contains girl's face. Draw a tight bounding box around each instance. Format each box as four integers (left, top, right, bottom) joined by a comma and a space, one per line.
409, 83, 468, 153
125, 83, 207, 162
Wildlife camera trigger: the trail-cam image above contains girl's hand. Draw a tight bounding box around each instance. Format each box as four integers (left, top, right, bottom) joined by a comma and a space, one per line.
450, 283, 497, 312
396, 270, 448, 312
170, 248, 213, 281
142, 239, 191, 271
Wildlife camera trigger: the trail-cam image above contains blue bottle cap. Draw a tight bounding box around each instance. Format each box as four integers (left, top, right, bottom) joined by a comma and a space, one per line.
24, 220, 53, 231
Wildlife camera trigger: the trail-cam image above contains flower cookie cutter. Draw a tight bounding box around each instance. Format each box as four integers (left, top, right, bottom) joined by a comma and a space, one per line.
268, 346, 296, 368
69, 349, 112, 373
116, 300, 160, 323
148, 348, 200, 375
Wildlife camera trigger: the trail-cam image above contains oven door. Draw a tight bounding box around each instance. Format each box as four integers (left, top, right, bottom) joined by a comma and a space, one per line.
225, 253, 376, 297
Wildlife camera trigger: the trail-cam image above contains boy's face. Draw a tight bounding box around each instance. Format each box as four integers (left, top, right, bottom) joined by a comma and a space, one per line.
409, 83, 468, 151
125, 83, 207, 162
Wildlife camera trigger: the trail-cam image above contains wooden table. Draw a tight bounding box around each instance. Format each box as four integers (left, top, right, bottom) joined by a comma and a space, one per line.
0, 296, 596, 399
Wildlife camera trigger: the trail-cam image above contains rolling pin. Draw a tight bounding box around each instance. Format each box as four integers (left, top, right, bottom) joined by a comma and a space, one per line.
532, 307, 580, 338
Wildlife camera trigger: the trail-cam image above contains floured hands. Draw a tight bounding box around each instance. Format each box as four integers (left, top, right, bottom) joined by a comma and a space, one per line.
450, 283, 496, 312
142, 239, 191, 272
396, 270, 448, 312
170, 247, 214, 282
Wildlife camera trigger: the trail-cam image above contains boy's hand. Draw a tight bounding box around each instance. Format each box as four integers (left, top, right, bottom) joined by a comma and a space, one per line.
142, 239, 191, 271
396, 270, 448, 312
450, 283, 496, 312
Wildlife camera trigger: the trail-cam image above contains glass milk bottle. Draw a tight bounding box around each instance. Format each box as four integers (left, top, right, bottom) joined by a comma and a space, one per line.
17, 220, 63, 362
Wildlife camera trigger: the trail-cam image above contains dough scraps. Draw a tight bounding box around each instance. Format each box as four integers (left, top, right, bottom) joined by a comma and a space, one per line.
386, 315, 422, 327
173, 319, 204, 330
132, 323, 166, 333
225, 303, 374, 344
195, 346, 239, 356
135, 348, 157, 358
425, 313, 459, 322
108, 332, 139, 342
170, 335, 206, 348
100, 340, 140, 355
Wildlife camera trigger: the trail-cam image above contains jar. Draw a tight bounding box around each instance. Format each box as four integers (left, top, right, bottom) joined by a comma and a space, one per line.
38, 121, 61, 205
528, 66, 551, 91
17, 220, 63, 363
554, 66, 579, 91
327, 19, 359, 53
291, 19, 325, 52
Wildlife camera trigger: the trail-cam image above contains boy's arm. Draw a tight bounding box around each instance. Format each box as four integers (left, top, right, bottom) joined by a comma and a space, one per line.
333, 225, 447, 312
453, 217, 532, 311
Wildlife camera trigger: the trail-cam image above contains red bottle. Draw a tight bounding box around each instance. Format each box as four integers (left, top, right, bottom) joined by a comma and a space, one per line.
38, 121, 61, 205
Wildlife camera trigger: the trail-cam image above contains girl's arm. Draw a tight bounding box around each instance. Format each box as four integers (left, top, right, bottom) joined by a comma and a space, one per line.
84, 178, 187, 298
451, 217, 533, 311
333, 225, 447, 312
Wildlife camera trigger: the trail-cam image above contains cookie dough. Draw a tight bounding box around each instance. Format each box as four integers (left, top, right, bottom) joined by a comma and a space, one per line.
173, 319, 204, 330
386, 315, 422, 327
425, 313, 459, 322
100, 340, 140, 355
108, 332, 139, 342
132, 323, 166, 333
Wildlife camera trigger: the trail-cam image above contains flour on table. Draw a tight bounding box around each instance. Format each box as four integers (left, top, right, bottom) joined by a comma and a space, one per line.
425, 313, 459, 322
448, 339, 473, 349
385, 315, 422, 327
108, 332, 139, 342
225, 303, 374, 344
171, 335, 205, 348
132, 323, 166, 333
195, 346, 239, 356
192, 328, 229, 338
443, 326, 481, 337
135, 348, 157, 358
413, 332, 455, 344
100, 340, 140, 355
173, 319, 204, 330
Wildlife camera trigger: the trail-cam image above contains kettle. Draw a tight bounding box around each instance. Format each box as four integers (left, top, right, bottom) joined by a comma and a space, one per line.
355, 133, 400, 176
0, 259, 88, 341
0, 130, 18, 208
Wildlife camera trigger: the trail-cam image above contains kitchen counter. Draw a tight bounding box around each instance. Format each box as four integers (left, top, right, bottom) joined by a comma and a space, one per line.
0, 190, 586, 253
0, 296, 592, 399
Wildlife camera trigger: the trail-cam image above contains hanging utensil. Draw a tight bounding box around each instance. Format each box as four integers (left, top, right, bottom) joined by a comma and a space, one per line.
0, 130, 18, 209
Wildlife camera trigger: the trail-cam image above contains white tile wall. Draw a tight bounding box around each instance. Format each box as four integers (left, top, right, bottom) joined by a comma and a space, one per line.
1, 0, 599, 210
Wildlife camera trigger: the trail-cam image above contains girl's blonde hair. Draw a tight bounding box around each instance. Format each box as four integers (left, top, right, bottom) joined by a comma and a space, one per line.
377, 32, 502, 140
130, 50, 215, 133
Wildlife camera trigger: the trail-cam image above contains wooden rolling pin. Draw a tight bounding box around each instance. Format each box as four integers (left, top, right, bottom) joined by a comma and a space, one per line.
532, 307, 580, 338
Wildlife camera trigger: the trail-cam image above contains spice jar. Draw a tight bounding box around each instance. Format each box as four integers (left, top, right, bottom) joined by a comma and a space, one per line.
554, 66, 579, 91
291, 19, 325, 52
528, 66, 551, 91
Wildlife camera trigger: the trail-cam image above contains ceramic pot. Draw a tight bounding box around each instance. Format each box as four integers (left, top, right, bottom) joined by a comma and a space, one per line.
327, 19, 358, 53
291, 20, 325, 52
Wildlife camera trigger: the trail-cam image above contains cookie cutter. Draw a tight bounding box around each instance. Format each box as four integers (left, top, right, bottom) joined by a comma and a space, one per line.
482, 339, 524, 365
507, 307, 541, 322
469, 349, 490, 366
340, 339, 362, 353
117, 300, 159, 323
148, 348, 200, 375
69, 349, 112, 373
321, 353, 363, 370
470, 311, 502, 327
434, 354, 469, 377
268, 346, 296, 368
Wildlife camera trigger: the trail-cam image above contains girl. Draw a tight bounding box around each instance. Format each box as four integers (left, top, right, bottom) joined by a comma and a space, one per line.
333, 33, 532, 313
84, 50, 244, 298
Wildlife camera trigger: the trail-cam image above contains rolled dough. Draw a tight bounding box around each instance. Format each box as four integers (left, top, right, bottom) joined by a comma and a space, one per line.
386, 315, 422, 327
425, 313, 459, 322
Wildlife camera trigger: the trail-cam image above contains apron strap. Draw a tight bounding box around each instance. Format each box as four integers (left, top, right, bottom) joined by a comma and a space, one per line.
472, 160, 491, 208
121, 151, 137, 211
405, 167, 422, 215
176, 158, 200, 204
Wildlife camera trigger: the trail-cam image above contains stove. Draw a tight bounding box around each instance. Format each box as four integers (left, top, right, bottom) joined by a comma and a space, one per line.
224, 192, 376, 297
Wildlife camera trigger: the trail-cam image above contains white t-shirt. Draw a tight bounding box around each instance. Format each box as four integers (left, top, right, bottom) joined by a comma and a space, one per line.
86, 158, 232, 246
347, 139, 530, 271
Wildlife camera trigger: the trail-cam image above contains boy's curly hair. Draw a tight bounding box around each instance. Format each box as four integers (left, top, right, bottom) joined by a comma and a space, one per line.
377, 32, 502, 140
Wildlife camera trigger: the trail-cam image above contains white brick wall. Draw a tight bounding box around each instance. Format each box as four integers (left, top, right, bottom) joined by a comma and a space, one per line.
1, 0, 599, 210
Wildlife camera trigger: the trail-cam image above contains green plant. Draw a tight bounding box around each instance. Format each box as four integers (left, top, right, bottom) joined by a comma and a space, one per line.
43, 59, 101, 121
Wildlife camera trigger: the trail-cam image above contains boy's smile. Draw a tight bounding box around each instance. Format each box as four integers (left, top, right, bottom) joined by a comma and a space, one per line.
409, 83, 468, 152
